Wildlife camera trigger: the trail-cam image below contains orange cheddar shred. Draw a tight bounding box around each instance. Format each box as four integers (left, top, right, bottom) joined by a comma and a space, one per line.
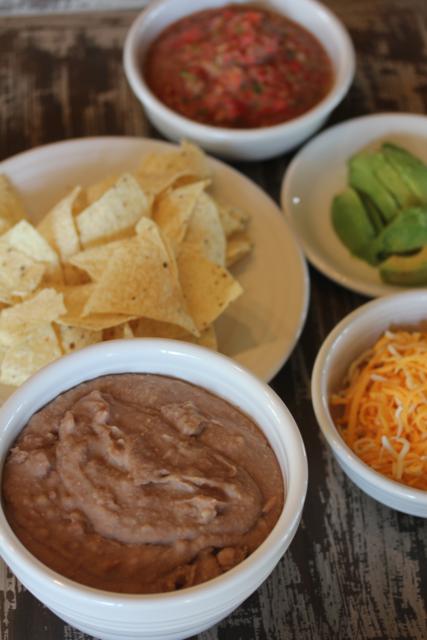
330, 330, 427, 490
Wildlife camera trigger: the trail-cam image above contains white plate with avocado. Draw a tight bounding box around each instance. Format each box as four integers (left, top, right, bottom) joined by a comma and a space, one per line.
281, 113, 427, 297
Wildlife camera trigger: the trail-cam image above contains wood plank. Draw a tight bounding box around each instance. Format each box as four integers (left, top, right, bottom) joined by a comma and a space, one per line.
0, 1, 148, 15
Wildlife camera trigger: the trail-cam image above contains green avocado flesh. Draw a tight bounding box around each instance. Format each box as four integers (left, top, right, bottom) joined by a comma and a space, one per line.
332, 142, 427, 284
382, 143, 427, 202
370, 207, 427, 260
331, 188, 377, 263
349, 152, 399, 223
380, 245, 427, 285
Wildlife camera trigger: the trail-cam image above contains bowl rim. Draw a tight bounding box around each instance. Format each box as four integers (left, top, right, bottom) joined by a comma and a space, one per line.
123, 0, 356, 139
280, 111, 427, 298
311, 291, 427, 506
0, 338, 308, 607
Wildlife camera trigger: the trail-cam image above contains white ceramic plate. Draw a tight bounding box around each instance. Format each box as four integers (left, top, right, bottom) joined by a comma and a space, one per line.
281, 113, 427, 297
0, 136, 309, 394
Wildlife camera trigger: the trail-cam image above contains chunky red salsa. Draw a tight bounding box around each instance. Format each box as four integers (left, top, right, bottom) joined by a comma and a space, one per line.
144, 4, 333, 129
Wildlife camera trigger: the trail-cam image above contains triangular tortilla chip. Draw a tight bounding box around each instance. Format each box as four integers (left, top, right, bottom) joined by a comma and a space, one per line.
56, 323, 102, 354
0, 220, 62, 285
68, 239, 126, 282
58, 284, 135, 331
226, 231, 254, 267
37, 186, 83, 260
103, 321, 135, 340
183, 191, 226, 266
1, 323, 62, 386
76, 173, 151, 248
132, 317, 217, 349
217, 202, 250, 237
0, 288, 66, 347
0, 174, 27, 230
82, 221, 198, 336
152, 181, 207, 255
178, 248, 242, 331
137, 141, 211, 196
1, 220, 59, 264
85, 175, 118, 205
0, 247, 45, 303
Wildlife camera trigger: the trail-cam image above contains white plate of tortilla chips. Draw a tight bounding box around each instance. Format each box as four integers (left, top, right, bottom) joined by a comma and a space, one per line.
0, 137, 309, 399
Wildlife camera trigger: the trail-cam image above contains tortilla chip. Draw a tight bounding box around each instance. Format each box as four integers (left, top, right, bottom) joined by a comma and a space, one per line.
85, 175, 118, 205
0, 247, 45, 303
58, 284, 134, 330
0, 143, 250, 385
103, 321, 135, 340
69, 239, 126, 282
82, 221, 198, 336
152, 181, 207, 255
0, 288, 66, 347
0, 220, 63, 285
56, 323, 102, 354
226, 231, 254, 267
59, 283, 93, 313
0, 323, 62, 386
1, 220, 59, 264
218, 202, 250, 237
177, 248, 242, 331
132, 317, 217, 349
137, 141, 211, 196
76, 173, 151, 248
37, 186, 83, 261
196, 325, 217, 350
58, 313, 135, 332
183, 191, 226, 266
0, 174, 27, 231
63, 264, 90, 286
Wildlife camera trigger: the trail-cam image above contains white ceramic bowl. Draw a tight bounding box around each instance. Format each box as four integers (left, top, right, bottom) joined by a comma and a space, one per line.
312, 291, 427, 517
123, 0, 355, 161
0, 339, 307, 640
281, 112, 427, 297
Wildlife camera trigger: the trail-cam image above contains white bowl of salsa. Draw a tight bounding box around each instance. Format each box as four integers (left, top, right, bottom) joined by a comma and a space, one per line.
123, 0, 355, 160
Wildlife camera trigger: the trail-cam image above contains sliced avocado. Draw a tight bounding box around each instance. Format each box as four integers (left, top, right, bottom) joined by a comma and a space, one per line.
349, 151, 400, 223
382, 143, 427, 203
374, 151, 419, 208
359, 192, 385, 234
331, 188, 378, 264
369, 206, 427, 262
380, 245, 427, 285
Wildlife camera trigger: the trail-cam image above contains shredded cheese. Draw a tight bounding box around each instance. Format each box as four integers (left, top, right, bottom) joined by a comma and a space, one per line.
330, 330, 427, 490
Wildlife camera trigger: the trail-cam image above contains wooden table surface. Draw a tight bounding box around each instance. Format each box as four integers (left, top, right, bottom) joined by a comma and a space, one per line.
1, 2, 427, 639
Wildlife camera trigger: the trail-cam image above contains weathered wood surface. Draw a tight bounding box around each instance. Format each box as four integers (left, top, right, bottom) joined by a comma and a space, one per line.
0, 1, 149, 15
0, 2, 426, 639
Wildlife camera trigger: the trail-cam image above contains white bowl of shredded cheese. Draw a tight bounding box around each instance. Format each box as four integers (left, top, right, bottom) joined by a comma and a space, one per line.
312, 290, 427, 517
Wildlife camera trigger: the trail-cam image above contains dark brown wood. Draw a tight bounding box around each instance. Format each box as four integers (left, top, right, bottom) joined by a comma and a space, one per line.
0, 3, 426, 639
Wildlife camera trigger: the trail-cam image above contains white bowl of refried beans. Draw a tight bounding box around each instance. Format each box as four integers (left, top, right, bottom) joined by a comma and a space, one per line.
0, 339, 307, 640
123, 0, 355, 160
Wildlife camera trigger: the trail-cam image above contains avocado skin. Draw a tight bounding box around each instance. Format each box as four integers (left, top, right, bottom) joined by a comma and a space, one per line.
349, 152, 400, 223
382, 143, 427, 202
369, 207, 427, 262
331, 188, 378, 264
380, 245, 427, 285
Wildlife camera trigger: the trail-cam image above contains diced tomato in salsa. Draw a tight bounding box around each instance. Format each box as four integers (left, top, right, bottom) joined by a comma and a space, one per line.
144, 4, 333, 129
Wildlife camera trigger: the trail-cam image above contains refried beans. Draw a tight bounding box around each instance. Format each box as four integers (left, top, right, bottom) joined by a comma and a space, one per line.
2, 374, 284, 593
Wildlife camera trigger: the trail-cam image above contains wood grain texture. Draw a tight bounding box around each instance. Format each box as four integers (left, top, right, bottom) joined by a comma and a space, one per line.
0, 1, 148, 15
0, 2, 426, 639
